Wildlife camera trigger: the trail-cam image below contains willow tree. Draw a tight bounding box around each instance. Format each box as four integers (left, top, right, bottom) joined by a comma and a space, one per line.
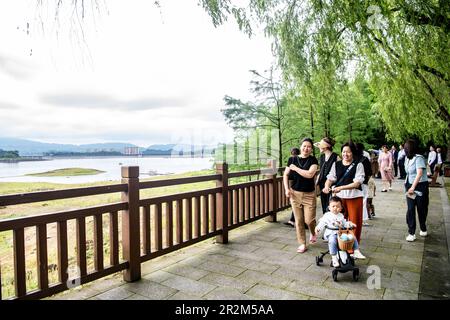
221, 68, 304, 164
200, 0, 450, 148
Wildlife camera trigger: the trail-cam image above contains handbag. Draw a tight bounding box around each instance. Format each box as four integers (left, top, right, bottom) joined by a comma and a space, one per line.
315, 183, 321, 197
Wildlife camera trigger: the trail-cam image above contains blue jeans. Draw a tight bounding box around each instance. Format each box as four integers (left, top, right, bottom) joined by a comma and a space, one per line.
327, 233, 359, 255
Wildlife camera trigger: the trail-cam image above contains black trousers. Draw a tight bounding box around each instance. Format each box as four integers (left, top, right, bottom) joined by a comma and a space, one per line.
399, 159, 406, 179
429, 163, 436, 175
405, 181, 429, 235
320, 191, 329, 214
393, 161, 398, 177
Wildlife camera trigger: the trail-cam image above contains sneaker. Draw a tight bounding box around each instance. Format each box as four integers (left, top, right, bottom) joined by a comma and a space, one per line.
283, 221, 295, 228
381, 189, 387, 192
331, 255, 339, 267
297, 244, 307, 253
420, 230, 428, 237
353, 250, 366, 259
406, 234, 416, 242
362, 221, 371, 226
388, 187, 392, 191
309, 234, 317, 244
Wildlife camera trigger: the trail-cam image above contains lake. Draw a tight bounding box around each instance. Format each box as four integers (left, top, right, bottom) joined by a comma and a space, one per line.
0, 156, 214, 184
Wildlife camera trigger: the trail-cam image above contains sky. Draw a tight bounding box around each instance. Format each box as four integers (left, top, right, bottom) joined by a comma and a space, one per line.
0, 0, 275, 148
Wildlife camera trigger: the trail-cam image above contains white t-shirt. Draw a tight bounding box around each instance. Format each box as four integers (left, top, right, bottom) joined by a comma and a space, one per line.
428, 151, 437, 165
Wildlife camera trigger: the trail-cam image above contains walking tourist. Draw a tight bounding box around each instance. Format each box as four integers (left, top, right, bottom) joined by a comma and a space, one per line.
403, 139, 429, 242
379, 145, 394, 192
323, 141, 365, 244
283, 138, 318, 253
314, 137, 339, 214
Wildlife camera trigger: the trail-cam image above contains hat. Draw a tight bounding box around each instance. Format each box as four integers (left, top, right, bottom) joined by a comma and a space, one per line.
314, 139, 331, 149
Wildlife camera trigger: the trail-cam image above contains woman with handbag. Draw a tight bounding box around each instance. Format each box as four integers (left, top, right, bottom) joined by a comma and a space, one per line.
378, 145, 394, 192
314, 137, 339, 214
283, 138, 318, 253
284, 147, 300, 228
404, 139, 429, 242
323, 141, 365, 244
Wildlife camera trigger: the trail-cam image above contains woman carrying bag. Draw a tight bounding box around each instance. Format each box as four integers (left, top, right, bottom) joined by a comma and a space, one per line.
323, 141, 365, 244
314, 137, 339, 214
283, 138, 318, 253
404, 139, 429, 242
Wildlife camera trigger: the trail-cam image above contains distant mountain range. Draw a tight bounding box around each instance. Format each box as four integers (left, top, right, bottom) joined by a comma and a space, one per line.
0, 138, 216, 156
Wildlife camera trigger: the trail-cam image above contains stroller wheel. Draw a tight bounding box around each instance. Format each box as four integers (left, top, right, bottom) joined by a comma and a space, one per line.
332, 270, 338, 282
353, 269, 360, 281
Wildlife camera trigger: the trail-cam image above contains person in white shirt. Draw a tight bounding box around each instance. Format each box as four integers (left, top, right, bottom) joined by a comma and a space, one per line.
315, 196, 366, 267
398, 144, 406, 179
427, 145, 437, 176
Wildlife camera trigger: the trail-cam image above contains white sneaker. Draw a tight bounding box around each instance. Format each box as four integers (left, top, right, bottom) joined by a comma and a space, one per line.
388, 187, 392, 191
419, 230, 428, 237
353, 249, 366, 259
406, 234, 416, 242
331, 255, 339, 267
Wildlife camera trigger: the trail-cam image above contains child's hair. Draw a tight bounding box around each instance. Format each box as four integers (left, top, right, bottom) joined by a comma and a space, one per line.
329, 196, 343, 205
329, 196, 345, 214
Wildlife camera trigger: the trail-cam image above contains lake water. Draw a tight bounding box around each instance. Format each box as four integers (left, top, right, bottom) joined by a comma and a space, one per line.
0, 156, 214, 184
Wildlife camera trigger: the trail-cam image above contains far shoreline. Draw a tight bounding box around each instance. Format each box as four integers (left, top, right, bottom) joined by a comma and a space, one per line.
0, 155, 214, 163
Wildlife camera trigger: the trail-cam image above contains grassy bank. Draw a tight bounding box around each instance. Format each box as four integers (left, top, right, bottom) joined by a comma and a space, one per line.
26, 168, 105, 177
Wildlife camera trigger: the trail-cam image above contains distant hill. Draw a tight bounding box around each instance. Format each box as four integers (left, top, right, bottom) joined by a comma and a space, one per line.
0, 138, 140, 156
143, 144, 216, 156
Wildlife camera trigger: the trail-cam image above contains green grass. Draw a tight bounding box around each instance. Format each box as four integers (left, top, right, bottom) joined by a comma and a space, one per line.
26, 168, 105, 177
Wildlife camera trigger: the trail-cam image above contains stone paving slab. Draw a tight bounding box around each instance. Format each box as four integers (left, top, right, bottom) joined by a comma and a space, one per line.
198, 272, 258, 293
229, 257, 280, 274
94, 287, 135, 300
161, 274, 217, 296
48, 178, 450, 300
122, 278, 178, 299
204, 287, 256, 300
246, 284, 310, 300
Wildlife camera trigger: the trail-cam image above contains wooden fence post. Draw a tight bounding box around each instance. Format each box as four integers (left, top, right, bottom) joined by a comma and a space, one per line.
215, 162, 229, 244
265, 159, 278, 222
121, 166, 141, 282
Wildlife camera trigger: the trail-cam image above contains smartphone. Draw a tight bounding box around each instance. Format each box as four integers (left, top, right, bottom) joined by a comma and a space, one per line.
406, 192, 416, 199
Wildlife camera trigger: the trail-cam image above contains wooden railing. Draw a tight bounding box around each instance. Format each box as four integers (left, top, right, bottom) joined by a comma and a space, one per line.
0, 161, 290, 300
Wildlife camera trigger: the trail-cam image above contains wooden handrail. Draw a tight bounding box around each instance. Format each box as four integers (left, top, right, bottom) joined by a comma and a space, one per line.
228, 179, 271, 191
139, 174, 221, 189
139, 187, 222, 206
0, 202, 127, 231
228, 170, 262, 178
0, 184, 127, 206
0, 162, 293, 300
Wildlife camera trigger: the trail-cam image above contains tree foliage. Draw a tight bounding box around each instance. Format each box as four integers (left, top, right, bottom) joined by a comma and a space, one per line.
200, 0, 450, 146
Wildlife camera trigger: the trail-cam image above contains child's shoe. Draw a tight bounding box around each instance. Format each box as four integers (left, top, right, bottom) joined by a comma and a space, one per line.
331, 255, 339, 267
309, 234, 317, 244
353, 249, 366, 259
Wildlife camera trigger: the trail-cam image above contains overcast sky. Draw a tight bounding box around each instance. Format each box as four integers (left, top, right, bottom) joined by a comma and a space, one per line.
0, 0, 275, 148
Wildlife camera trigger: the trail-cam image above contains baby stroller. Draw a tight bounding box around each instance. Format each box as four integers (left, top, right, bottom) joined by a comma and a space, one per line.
315, 225, 360, 281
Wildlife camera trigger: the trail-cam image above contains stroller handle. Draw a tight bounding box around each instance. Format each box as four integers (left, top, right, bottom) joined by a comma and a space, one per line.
325, 225, 354, 231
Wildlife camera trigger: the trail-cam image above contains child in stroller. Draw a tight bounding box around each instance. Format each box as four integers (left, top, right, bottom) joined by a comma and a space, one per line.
315, 196, 366, 281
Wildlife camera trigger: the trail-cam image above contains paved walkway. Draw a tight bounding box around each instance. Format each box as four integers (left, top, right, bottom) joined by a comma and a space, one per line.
50, 177, 450, 300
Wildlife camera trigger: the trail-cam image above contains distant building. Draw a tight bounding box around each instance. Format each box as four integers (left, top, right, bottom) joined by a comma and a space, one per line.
124, 147, 140, 156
